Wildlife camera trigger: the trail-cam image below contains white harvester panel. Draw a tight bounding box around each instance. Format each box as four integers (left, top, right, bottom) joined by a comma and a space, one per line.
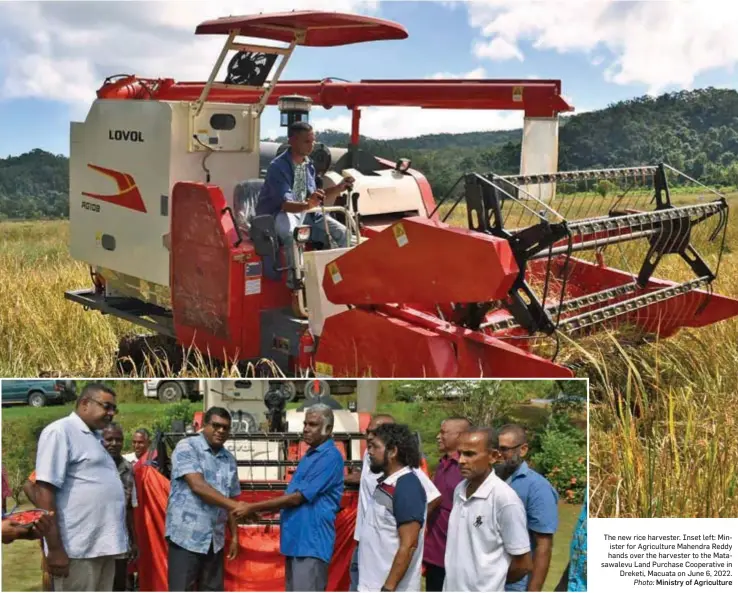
287, 409, 362, 461
70, 99, 260, 287
204, 380, 282, 481
520, 116, 559, 202
324, 169, 426, 216
304, 247, 351, 337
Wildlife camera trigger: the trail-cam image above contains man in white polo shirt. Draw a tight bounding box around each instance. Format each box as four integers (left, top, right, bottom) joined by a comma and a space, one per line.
34, 383, 129, 592
357, 423, 428, 592
444, 427, 532, 592
349, 414, 441, 591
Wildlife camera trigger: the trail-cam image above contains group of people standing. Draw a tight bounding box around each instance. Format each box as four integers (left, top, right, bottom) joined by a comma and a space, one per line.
3, 383, 585, 592
347, 414, 565, 592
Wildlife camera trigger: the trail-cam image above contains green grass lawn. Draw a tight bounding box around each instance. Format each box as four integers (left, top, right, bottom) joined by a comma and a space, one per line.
544, 501, 582, 591
1, 527, 45, 592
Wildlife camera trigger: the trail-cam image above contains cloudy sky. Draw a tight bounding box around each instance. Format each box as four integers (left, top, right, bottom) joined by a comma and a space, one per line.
0, 0, 736, 156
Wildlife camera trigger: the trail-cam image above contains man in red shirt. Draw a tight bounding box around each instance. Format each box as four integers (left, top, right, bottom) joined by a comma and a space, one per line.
422, 416, 470, 591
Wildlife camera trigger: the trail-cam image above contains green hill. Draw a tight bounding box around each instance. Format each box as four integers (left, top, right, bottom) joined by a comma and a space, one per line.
0, 149, 69, 220
2, 87, 737, 220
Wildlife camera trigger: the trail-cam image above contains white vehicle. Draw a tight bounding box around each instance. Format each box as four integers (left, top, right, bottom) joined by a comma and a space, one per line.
143, 378, 355, 403
64, 10, 567, 378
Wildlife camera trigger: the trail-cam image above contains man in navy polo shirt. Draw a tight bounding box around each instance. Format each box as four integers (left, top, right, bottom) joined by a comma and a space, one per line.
256, 121, 354, 290
234, 404, 344, 591
357, 423, 428, 592
496, 424, 559, 592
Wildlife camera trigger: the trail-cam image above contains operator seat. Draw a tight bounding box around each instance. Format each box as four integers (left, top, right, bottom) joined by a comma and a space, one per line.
233, 179, 264, 234
234, 179, 283, 280
233, 179, 328, 283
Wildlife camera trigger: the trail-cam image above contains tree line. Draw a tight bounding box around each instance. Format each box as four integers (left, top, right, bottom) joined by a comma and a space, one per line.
1, 87, 736, 220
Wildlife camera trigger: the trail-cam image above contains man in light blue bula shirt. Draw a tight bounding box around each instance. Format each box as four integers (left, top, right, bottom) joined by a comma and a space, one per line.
234, 403, 344, 592
256, 121, 354, 290
166, 406, 246, 591
34, 383, 128, 592
497, 424, 559, 592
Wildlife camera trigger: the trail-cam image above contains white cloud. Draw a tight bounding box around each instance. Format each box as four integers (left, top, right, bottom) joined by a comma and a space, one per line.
466, 0, 738, 95
473, 36, 523, 61
429, 66, 487, 79
305, 106, 524, 140
0, 0, 379, 105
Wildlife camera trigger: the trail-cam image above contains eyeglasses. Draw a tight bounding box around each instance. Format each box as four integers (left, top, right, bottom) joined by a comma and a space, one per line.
88, 398, 117, 413
498, 443, 524, 453
209, 421, 231, 433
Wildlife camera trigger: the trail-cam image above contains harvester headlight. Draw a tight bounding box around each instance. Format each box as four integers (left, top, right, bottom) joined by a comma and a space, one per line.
395, 158, 411, 173
294, 226, 311, 244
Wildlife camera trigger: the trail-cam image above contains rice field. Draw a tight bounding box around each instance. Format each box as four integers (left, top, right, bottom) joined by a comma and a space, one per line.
2, 185, 738, 516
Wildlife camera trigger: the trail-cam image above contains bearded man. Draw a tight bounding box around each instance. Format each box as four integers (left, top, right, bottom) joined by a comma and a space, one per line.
496, 425, 559, 592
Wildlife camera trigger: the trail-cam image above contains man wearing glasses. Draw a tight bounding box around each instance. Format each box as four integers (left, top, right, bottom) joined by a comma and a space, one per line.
165, 406, 245, 591
496, 425, 559, 592
34, 383, 129, 592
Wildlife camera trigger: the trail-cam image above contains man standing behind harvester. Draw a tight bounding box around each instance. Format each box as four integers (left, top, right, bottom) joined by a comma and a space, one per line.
232, 404, 345, 592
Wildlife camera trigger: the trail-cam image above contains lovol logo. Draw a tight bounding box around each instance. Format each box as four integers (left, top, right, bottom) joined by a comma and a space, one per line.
109, 129, 144, 142
82, 164, 147, 213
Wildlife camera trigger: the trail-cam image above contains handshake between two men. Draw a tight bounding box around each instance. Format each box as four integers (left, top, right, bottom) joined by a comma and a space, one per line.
231, 501, 261, 523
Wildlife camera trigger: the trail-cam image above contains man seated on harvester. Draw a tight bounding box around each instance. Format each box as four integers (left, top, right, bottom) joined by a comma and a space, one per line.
256, 121, 354, 291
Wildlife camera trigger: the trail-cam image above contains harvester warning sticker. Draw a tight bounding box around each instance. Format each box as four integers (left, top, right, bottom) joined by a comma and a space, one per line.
513, 86, 523, 102
245, 261, 262, 295
328, 262, 343, 284
393, 223, 409, 247
245, 262, 262, 276
245, 278, 261, 295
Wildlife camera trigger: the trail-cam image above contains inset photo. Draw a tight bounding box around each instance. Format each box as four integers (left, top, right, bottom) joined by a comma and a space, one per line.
1, 378, 587, 592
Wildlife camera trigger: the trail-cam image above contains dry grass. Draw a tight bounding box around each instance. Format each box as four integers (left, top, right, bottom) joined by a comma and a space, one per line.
0, 221, 281, 377
3, 188, 738, 516
578, 193, 738, 518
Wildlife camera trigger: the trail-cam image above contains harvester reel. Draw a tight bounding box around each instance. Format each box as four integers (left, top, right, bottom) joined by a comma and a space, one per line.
434, 162, 734, 361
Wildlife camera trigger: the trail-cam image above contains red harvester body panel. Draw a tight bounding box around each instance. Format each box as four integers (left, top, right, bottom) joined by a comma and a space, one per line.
322, 217, 520, 305
170, 182, 292, 362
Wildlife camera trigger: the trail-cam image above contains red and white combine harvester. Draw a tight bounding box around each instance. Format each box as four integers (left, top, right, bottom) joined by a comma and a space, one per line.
66, 11, 738, 378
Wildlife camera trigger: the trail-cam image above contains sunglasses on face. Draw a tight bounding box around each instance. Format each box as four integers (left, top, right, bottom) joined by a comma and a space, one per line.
209, 421, 231, 433
89, 398, 118, 413
498, 443, 524, 453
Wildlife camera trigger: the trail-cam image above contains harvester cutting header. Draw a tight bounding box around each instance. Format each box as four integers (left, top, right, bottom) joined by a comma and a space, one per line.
65, 10, 738, 378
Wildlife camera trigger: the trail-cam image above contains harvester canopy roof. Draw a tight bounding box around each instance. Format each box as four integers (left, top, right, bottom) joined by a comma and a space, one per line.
195, 11, 409, 46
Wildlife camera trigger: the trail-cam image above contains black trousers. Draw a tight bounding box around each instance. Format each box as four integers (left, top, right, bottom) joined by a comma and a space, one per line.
113, 559, 128, 592
424, 562, 446, 592
167, 538, 224, 592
